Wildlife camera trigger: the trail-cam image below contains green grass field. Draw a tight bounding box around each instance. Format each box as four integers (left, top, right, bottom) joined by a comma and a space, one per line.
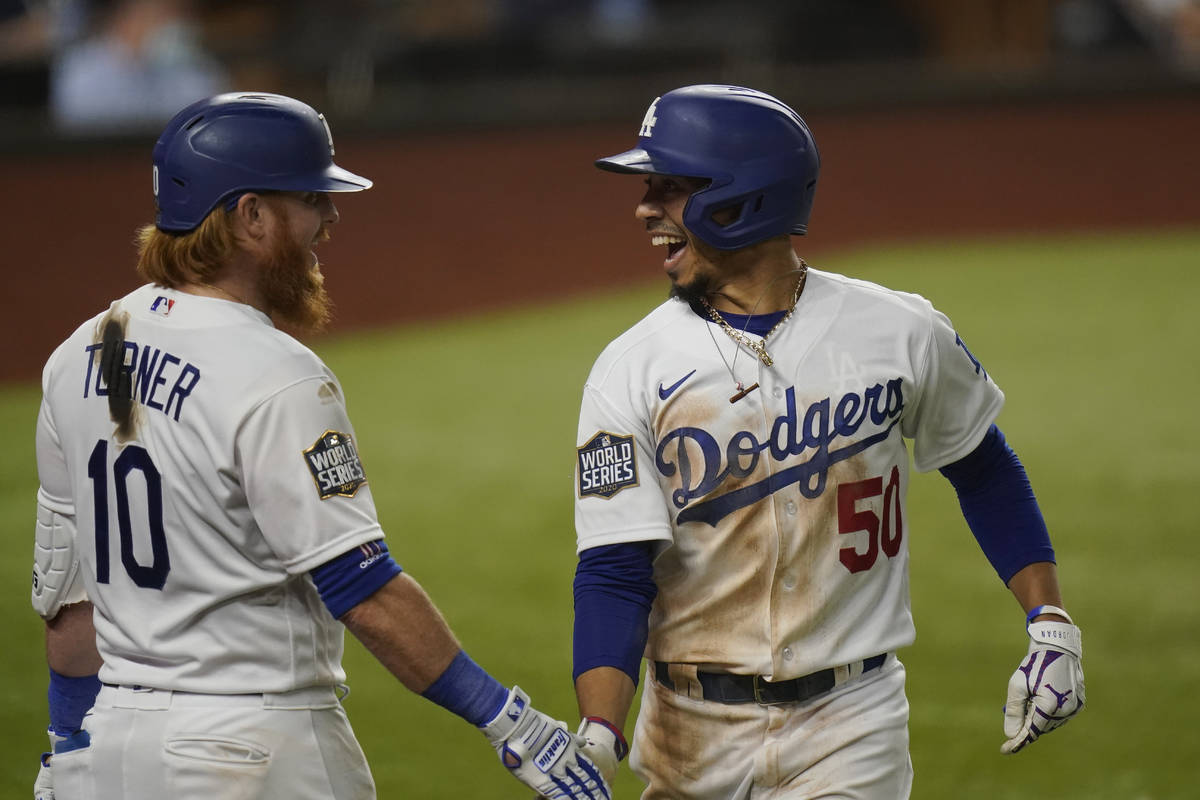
3, 228, 1198, 798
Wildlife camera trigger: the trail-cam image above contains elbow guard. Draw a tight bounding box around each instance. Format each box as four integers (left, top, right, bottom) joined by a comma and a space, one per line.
32, 497, 88, 620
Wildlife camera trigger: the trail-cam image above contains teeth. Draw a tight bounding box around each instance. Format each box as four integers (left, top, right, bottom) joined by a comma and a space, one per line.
652, 235, 686, 247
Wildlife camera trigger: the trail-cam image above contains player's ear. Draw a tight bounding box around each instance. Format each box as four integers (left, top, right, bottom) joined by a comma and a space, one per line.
229, 193, 270, 242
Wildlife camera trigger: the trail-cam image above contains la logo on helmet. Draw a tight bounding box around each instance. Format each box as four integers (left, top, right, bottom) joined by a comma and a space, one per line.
639, 97, 660, 137
319, 113, 335, 155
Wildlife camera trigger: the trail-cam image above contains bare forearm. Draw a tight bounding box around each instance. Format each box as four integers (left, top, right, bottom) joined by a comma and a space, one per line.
576, 666, 637, 734
45, 601, 102, 676
1006, 561, 1068, 622
342, 573, 462, 693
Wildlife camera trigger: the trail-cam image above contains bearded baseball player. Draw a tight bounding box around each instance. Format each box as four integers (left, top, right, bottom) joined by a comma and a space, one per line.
31, 92, 610, 800
568, 85, 1085, 798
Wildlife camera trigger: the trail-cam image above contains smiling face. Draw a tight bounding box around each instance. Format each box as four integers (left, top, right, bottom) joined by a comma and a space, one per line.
258, 191, 339, 334
637, 174, 748, 304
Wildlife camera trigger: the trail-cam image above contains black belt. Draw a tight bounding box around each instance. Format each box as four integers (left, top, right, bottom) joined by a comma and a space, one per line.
654, 654, 887, 706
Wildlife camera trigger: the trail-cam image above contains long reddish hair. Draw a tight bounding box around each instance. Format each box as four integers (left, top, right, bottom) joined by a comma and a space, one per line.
134, 207, 238, 288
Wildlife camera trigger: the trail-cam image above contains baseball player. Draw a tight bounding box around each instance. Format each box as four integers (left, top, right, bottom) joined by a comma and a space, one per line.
31, 92, 610, 800
568, 85, 1085, 798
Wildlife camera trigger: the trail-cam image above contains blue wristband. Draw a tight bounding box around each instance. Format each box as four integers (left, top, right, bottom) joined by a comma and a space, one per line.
421, 651, 509, 727
1025, 604, 1071, 627
47, 669, 101, 736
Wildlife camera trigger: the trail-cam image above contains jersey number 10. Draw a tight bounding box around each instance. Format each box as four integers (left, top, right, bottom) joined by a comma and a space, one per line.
87, 440, 171, 590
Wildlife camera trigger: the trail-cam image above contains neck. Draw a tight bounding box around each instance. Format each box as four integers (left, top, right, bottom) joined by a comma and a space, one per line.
178, 273, 264, 314
706, 251, 808, 315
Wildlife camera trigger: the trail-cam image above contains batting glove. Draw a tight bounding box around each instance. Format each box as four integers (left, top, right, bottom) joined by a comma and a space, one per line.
1001, 607, 1085, 754
480, 686, 611, 799
34, 753, 54, 800
576, 717, 628, 787
34, 729, 67, 800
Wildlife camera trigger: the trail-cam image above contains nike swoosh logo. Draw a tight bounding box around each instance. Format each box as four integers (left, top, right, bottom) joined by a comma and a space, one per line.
658, 369, 697, 400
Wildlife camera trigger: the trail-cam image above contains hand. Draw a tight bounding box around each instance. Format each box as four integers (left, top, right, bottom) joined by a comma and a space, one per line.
35, 727, 69, 800
1001, 619, 1085, 753
576, 717, 628, 786
34, 753, 54, 800
480, 686, 611, 799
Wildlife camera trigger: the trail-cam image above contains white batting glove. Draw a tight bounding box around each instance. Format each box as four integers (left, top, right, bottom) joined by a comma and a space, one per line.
35, 729, 66, 800
34, 753, 54, 800
576, 717, 629, 787
480, 686, 611, 799
1001, 609, 1085, 754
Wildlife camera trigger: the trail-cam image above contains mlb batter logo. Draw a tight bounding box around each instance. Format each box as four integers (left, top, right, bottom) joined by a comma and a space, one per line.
578, 431, 638, 499
303, 430, 367, 499
149, 296, 175, 316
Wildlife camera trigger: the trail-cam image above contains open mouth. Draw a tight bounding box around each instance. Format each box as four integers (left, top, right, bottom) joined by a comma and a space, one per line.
652, 234, 688, 267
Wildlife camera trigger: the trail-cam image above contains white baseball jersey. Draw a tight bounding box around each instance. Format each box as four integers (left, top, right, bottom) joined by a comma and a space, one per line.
36, 284, 384, 693
574, 268, 1004, 681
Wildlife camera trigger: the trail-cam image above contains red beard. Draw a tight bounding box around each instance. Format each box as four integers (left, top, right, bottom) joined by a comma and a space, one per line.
258, 211, 333, 336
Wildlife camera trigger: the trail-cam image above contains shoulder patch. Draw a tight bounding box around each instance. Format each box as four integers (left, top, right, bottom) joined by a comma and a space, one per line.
577, 431, 639, 499
304, 430, 367, 499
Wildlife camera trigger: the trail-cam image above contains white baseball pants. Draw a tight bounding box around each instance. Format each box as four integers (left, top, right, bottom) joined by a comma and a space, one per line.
50, 683, 376, 799
630, 654, 913, 799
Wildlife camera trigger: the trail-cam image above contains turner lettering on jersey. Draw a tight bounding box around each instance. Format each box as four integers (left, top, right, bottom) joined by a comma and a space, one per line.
82, 340, 201, 423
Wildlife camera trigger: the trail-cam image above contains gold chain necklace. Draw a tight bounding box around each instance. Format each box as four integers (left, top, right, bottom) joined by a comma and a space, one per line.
699, 262, 807, 368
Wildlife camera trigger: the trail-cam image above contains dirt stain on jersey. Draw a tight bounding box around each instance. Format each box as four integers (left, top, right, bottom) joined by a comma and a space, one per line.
317, 380, 340, 404
636, 680, 751, 797
95, 307, 138, 442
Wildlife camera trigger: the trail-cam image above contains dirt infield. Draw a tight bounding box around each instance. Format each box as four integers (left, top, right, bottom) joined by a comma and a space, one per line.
4, 92, 1198, 385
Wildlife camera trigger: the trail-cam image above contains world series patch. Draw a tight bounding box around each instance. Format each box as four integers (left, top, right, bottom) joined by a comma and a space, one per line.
577, 431, 638, 499
304, 430, 367, 499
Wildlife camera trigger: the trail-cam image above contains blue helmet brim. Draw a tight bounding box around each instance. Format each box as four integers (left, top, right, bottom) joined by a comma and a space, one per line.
315, 163, 373, 192
595, 148, 655, 173
595, 147, 725, 188
262, 163, 373, 193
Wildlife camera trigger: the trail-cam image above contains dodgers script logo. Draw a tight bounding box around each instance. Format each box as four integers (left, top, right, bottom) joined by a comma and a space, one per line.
304, 430, 367, 499
656, 380, 904, 526
578, 431, 639, 498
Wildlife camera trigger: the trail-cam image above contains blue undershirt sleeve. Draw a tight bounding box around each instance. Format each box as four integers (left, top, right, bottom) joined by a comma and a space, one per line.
938, 424, 1055, 583
310, 540, 403, 619
47, 669, 101, 736
573, 541, 658, 685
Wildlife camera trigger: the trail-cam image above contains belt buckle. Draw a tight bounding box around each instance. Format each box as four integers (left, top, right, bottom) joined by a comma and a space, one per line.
752, 675, 789, 706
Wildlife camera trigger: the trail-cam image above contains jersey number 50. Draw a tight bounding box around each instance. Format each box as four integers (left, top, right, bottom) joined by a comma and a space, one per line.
837, 466, 903, 573
87, 440, 170, 590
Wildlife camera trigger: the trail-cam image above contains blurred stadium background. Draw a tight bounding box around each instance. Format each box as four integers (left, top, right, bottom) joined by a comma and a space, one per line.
2, 1, 1199, 798
1, 0, 1199, 383
0, 0, 1195, 383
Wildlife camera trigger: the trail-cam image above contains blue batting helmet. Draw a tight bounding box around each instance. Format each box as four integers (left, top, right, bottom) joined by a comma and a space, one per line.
595, 85, 819, 250
151, 92, 373, 232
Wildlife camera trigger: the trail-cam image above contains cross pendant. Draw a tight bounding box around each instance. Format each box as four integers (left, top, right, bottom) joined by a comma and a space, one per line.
730, 382, 760, 403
